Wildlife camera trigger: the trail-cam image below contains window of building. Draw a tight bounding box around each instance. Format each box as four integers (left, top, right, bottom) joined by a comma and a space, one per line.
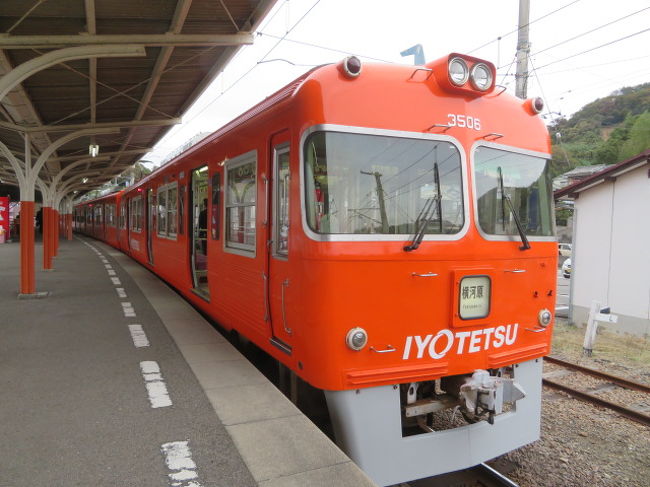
225, 151, 257, 254
157, 183, 178, 238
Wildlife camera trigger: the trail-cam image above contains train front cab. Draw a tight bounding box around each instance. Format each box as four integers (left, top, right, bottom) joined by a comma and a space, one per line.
282, 57, 556, 486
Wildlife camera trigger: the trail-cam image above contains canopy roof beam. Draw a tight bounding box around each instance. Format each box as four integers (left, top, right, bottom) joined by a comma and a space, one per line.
0, 34, 254, 49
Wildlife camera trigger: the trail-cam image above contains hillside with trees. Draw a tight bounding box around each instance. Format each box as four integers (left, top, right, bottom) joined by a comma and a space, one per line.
548, 82, 650, 176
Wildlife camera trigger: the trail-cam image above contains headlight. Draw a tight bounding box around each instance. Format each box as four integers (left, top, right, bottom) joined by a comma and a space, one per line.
346, 327, 368, 351
538, 309, 552, 327
448, 57, 469, 86
470, 63, 493, 91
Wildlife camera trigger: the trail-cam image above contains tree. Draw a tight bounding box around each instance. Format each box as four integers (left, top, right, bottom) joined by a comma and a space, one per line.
619, 111, 650, 160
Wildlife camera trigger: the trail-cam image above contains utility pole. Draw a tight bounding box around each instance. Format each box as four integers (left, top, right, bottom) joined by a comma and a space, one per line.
360, 170, 389, 233
515, 0, 530, 99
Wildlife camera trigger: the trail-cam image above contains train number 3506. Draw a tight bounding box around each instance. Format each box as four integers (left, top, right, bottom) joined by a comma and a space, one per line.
448, 114, 481, 130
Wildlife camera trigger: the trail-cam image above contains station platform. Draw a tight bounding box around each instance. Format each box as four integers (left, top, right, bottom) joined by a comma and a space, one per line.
0, 237, 376, 487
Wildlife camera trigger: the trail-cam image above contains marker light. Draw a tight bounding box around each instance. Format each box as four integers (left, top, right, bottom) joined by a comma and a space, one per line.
470, 63, 493, 91
448, 57, 469, 86
532, 97, 544, 113
538, 309, 552, 327
341, 56, 362, 78
346, 327, 368, 351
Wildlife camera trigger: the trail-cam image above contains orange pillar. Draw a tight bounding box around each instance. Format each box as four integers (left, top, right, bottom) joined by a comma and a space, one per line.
19, 201, 35, 294
53, 209, 60, 256
65, 214, 73, 240
42, 206, 53, 270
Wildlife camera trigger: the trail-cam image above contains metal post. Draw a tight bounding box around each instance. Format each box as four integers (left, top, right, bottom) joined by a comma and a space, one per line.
515, 0, 530, 99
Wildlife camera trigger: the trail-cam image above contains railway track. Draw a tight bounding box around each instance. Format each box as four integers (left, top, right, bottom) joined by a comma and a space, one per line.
401, 462, 519, 487
543, 356, 650, 426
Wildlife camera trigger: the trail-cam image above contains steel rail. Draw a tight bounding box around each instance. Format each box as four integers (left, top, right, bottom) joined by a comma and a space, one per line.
542, 378, 650, 427
474, 463, 520, 487
545, 356, 650, 393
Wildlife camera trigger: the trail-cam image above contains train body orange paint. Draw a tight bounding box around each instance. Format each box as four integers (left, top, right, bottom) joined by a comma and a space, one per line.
75, 54, 555, 485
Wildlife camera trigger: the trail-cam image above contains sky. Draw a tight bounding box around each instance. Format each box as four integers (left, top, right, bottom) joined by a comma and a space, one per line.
145, 0, 650, 166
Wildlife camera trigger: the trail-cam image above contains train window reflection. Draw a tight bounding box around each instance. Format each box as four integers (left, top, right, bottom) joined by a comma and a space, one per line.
474, 147, 553, 237
304, 131, 463, 235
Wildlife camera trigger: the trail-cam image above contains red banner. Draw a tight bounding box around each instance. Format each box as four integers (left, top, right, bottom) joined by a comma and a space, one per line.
0, 196, 9, 239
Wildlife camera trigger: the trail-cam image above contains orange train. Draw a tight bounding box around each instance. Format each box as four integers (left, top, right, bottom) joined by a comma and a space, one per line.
75, 53, 556, 486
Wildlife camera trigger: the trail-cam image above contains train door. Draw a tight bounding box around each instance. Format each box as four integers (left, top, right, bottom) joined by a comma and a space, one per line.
147, 188, 154, 265
266, 137, 293, 353
190, 166, 209, 298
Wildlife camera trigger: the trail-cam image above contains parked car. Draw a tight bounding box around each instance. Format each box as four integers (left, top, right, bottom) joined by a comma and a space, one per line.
558, 243, 572, 257
562, 258, 572, 278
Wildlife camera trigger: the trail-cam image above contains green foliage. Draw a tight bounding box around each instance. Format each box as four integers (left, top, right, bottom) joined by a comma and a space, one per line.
619, 112, 650, 160
550, 83, 650, 169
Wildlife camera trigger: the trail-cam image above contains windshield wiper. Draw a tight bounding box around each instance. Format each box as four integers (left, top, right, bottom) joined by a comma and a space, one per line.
497, 166, 530, 251
404, 162, 442, 252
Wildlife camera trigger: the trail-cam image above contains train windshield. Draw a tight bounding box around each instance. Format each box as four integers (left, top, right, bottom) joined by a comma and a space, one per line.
304, 131, 464, 235
474, 146, 554, 237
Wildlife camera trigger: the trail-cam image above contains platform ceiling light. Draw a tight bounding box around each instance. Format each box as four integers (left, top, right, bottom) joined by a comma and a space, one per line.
89, 144, 99, 158
448, 57, 469, 86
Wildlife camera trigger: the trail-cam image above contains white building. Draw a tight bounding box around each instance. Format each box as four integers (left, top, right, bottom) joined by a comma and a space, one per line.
555, 150, 650, 337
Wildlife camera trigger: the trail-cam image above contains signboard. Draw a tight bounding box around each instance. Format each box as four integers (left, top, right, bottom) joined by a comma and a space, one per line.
0, 196, 9, 239
459, 275, 491, 319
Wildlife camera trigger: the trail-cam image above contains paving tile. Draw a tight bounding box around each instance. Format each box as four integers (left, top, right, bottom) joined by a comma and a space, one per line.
258, 461, 377, 487
181, 342, 242, 364
171, 326, 227, 346
226, 415, 349, 482
205, 382, 301, 426
192, 358, 268, 389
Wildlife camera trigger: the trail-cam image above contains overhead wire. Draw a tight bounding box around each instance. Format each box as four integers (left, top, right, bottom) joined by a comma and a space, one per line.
467, 0, 582, 54
162, 0, 323, 142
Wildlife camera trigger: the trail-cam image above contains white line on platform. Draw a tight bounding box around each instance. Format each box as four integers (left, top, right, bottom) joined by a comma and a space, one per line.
116, 288, 127, 298
140, 361, 172, 408
107, 269, 116, 276
128, 324, 150, 348
122, 301, 136, 317
161, 440, 203, 487
111, 277, 122, 286
104, 263, 112, 269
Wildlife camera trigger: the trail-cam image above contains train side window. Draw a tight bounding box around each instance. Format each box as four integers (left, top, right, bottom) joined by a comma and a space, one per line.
130, 196, 143, 233
107, 204, 116, 227
119, 201, 127, 230
157, 182, 178, 239
210, 174, 220, 240
273, 144, 290, 257
224, 151, 257, 255
178, 184, 185, 235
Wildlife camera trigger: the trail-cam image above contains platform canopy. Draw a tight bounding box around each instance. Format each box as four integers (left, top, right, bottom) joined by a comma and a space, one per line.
0, 0, 277, 196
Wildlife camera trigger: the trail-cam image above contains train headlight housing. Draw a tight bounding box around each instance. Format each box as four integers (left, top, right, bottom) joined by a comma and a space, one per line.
340, 56, 362, 78
538, 309, 553, 327
346, 327, 368, 351
448, 57, 469, 86
470, 63, 493, 91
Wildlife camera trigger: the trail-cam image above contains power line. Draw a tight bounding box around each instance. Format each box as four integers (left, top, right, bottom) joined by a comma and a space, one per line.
531, 6, 650, 58
257, 32, 396, 64
159, 0, 322, 144
532, 27, 650, 71
467, 0, 581, 54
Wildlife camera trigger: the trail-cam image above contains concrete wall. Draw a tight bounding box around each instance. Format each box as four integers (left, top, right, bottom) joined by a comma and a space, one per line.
571, 166, 650, 337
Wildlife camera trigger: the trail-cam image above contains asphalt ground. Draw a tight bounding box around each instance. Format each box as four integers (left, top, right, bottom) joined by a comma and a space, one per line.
0, 237, 256, 487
